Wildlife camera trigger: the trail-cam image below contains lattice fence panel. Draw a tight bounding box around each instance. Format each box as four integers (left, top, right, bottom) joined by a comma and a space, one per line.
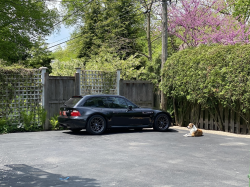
0, 70, 42, 125
80, 70, 117, 95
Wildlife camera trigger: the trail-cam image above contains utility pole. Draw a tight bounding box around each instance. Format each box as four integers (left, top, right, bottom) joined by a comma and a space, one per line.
161, 0, 168, 110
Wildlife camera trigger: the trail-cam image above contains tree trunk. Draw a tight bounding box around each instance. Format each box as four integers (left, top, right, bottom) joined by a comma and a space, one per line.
147, 11, 152, 61
161, 0, 168, 110
173, 97, 178, 126
146, 2, 153, 61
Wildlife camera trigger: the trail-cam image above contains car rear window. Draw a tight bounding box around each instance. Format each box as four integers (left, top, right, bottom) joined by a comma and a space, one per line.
64, 97, 82, 107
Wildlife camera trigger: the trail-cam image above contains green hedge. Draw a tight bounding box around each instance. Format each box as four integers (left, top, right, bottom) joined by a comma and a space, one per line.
161, 44, 250, 128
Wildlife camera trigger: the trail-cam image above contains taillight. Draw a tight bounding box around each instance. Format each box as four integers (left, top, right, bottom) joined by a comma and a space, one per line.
60, 111, 62, 115
70, 110, 81, 116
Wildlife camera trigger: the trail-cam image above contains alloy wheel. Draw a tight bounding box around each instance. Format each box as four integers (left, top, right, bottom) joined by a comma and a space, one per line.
156, 115, 169, 130
89, 117, 105, 133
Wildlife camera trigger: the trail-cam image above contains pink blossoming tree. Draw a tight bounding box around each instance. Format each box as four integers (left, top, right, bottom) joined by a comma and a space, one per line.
166, 0, 250, 47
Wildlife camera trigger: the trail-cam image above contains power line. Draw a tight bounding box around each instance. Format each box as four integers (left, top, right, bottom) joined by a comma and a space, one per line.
48, 1, 161, 48
47, 34, 82, 49
48, 36, 71, 45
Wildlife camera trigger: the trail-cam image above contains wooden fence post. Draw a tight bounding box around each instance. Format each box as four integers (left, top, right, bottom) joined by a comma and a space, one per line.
236, 104, 241, 134
231, 109, 235, 133
44, 72, 50, 130
39, 67, 50, 130
199, 109, 203, 129
117, 69, 121, 95
75, 68, 81, 95
154, 92, 160, 110
40, 67, 47, 108
205, 110, 209, 130
119, 79, 124, 96
225, 107, 229, 132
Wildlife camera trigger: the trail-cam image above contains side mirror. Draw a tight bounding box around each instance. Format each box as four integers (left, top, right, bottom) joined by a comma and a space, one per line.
128, 105, 132, 111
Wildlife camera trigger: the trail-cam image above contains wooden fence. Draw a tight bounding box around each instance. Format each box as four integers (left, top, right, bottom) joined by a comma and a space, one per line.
43, 75, 154, 129
80, 70, 118, 95
41, 69, 249, 135
119, 80, 154, 108
178, 103, 250, 134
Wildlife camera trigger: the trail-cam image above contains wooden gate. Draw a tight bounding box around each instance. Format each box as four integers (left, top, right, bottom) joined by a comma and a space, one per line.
43, 73, 80, 129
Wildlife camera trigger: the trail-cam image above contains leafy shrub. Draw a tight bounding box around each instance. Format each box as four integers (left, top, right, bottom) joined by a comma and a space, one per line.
0, 118, 8, 134
50, 47, 144, 80
50, 115, 61, 130
0, 118, 20, 134
50, 59, 84, 76
37, 107, 47, 126
20, 107, 46, 132
161, 44, 250, 128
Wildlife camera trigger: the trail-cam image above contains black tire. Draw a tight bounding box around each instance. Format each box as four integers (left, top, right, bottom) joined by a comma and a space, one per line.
70, 128, 82, 133
86, 115, 106, 135
153, 114, 170, 132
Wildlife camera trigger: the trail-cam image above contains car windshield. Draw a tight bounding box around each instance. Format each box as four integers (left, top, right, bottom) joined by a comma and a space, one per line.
64, 97, 82, 107
125, 100, 138, 108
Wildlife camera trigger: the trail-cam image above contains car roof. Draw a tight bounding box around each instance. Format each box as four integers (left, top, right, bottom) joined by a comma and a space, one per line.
83, 94, 125, 98
72, 95, 139, 108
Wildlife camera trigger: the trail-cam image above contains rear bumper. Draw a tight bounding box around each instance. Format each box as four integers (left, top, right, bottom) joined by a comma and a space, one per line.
58, 116, 86, 129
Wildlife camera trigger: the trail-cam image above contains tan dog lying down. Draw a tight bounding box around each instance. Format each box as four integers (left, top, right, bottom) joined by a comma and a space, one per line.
183, 123, 203, 137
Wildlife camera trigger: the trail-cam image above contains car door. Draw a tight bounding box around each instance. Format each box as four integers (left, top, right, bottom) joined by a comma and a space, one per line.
125, 99, 152, 126
107, 97, 129, 126
108, 97, 147, 127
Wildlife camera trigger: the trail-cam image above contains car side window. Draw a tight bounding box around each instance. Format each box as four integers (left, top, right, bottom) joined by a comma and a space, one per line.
83, 97, 108, 108
125, 100, 138, 108
107, 97, 128, 108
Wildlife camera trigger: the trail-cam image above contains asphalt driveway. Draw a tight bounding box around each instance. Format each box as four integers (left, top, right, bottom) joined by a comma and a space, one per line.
0, 127, 249, 187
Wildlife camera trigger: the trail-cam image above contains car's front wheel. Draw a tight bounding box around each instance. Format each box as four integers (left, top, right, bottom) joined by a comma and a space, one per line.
153, 114, 170, 132
86, 115, 106, 135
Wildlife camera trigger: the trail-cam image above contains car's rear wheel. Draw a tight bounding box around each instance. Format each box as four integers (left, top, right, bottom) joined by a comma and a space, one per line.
153, 114, 170, 132
86, 115, 106, 135
70, 128, 82, 133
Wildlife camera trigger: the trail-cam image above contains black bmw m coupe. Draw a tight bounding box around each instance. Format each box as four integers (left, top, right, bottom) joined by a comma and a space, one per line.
58, 95, 172, 135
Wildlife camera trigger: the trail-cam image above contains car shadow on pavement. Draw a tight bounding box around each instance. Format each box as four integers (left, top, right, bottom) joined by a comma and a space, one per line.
63, 128, 178, 136
0, 164, 100, 187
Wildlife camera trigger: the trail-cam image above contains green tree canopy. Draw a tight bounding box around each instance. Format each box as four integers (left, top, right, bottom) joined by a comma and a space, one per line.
0, 0, 59, 62
24, 38, 53, 73
61, 0, 145, 58
226, 0, 250, 22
